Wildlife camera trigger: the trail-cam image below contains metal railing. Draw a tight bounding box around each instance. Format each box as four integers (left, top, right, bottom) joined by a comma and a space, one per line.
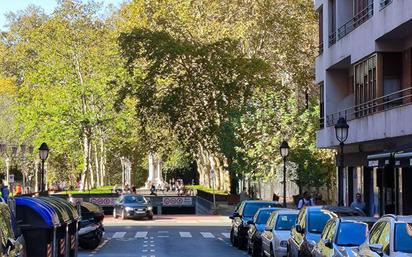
328, 2, 374, 46
380, 0, 393, 10
325, 87, 412, 127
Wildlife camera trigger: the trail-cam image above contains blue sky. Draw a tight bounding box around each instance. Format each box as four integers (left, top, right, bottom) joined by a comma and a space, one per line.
0, 0, 126, 30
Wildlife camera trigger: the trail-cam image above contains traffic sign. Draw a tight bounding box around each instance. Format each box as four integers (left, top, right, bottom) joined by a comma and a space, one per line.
8, 175, 14, 183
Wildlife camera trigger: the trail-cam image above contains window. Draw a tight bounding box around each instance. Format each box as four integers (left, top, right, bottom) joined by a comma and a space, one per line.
275, 214, 298, 231
354, 55, 377, 117
318, 6, 323, 54
319, 82, 324, 128
243, 203, 275, 218
394, 223, 412, 253
308, 211, 332, 234
256, 209, 275, 224
336, 222, 367, 246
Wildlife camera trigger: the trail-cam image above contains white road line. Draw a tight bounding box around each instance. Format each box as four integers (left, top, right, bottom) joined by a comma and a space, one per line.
222, 233, 230, 238
200, 232, 215, 238
158, 231, 168, 233
112, 232, 126, 239
135, 232, 148, 238
179, 232, 192, 238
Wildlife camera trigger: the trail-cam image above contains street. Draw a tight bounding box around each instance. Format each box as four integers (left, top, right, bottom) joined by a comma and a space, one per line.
78, 215, 243, 257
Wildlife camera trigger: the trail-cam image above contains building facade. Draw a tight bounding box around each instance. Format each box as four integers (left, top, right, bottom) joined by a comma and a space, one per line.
315, 0, 412, 216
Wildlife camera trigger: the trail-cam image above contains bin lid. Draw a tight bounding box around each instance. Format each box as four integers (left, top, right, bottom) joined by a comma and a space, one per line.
15, 197, 60, 228
37, 197, 71, 224
49, 197, 80, 221
80, 202, 103, 214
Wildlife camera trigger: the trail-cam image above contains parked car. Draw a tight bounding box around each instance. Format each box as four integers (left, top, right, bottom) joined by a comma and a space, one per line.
288, 206, 365, 257
358, 215, 412, 257
247, 207, 284, 257
0, 202, 24, 257
261, 209, 299, 257
113, 194, 153, 220
312, 217, 371, 257
230, 200, 282, 250
78, 202, 105, 250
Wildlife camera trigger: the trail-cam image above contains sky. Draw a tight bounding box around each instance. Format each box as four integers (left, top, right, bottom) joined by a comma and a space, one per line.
0, 0, 126, 30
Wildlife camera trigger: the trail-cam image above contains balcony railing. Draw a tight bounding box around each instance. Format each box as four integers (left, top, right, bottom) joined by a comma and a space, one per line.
325, 87, 412, 127
328, 2, 374, 46
380, 0, 393, 10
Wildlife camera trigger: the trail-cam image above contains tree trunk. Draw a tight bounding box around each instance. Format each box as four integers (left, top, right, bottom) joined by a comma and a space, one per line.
94, 142, 100, 187
100, 136, 106, 186
89, 137, 95, 188
80, 128, 89, 191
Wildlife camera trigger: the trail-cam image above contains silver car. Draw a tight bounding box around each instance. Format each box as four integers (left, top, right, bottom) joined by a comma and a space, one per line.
312, 217, 369, 257
358, 215, 412, 257
261, 209, 299, 257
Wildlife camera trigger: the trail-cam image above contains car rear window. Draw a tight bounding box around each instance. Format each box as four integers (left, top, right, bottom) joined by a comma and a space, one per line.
244, 203, 274, 217
308, 211, 332, 234
394, 223, 412, 253
275, 214, 297, 230
336, 222, 367, 246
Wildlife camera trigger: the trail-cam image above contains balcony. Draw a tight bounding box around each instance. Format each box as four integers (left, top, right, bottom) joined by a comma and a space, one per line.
326, 87, 412, 127
329, 2, 374, 46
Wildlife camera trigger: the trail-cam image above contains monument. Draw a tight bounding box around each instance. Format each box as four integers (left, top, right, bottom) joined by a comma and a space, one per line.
145, 153, 163, 188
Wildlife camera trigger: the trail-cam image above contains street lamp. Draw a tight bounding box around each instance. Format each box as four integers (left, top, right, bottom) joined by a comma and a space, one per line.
280, 140, 289, 208
334, 117, 349, 206
39, 142, 49, 192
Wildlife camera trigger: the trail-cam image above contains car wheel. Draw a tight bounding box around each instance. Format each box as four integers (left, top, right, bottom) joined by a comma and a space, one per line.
230, 229, 238, 247
252, 241, 261, 257
121, 209, 126, 220
113, 208, 117, 219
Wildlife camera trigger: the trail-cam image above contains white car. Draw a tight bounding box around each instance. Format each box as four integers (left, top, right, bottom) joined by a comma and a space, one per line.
358, 215, 412, 257
261, 209, 299, 257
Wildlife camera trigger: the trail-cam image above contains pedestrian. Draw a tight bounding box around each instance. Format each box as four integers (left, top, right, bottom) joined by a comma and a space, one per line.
150, 184, 157, 196
131, 185, 137, 194
15, 183, 22, 196
1, 182, 10, 203
272, 193, 280, 202
314, 193, 325, 205
350, 193, 366, 212
297, 191, 314, 210
239, 187, 249, 202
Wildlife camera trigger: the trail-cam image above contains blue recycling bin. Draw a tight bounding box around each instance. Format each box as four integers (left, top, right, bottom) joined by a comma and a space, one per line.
15, 197, 60, 257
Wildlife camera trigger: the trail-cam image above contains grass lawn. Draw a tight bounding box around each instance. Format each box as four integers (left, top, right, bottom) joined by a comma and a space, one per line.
186, 185, 228, 196
54, 185, 114, 195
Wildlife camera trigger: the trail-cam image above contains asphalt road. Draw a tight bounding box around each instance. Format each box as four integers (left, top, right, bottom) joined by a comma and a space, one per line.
78, 215, 246, 257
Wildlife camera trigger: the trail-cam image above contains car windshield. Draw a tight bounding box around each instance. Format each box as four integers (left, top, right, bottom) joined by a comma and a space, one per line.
244, 203, 273, 217
308, 211, 331, 234
123, 195, 145, 204
336, 222, 367, 246
256, 210, 274, 224
394, 223, 412, 253
275, 214, 297, 230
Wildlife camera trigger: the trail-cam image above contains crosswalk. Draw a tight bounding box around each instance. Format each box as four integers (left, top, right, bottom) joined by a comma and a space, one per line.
106, 231, 231, 240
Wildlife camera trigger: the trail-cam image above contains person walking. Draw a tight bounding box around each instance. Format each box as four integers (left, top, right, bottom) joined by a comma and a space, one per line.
239, 187, 249, 202
1, 182, 10, 203
350, 193, 366, 212
297, 191, 314, 209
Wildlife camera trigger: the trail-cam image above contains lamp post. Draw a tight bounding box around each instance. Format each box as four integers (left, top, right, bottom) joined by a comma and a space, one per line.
38, 142, 49, 193
334, 117, 349, 206
280, 140, 290, 208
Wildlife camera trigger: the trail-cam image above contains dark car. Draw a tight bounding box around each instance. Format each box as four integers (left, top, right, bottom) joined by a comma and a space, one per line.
288, 206, 365, 257
247, 207, 283, 257
312, 217, 370, 257
230, 200, 282, 250
113, 194, 153, 220
78, 202, 105, 250
0, 202, 24, 257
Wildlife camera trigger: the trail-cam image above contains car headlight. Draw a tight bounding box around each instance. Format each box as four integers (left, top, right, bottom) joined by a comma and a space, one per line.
280, 241, 288, 248
147, 206, 153, 210
125, 206, 133, 211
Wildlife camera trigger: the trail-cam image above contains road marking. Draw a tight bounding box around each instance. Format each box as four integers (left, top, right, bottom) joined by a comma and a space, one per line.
135, 232, 148, 238
179, 232, 192, 238
157, 235, 169, 238
200, 232, 215, 238
222, 233, 230, 238
158, 231, 168, 233
112, 232, 126, 238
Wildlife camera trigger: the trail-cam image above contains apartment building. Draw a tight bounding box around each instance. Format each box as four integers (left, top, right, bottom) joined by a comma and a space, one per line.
315, 0, 412, 216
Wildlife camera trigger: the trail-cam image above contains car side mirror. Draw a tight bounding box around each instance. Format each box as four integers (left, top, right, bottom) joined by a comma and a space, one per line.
369, 244, 383, 256
324, 239, 333, 248
295, 224, 305, 234
265, 225, 272, 231
247, 220, 254, 225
